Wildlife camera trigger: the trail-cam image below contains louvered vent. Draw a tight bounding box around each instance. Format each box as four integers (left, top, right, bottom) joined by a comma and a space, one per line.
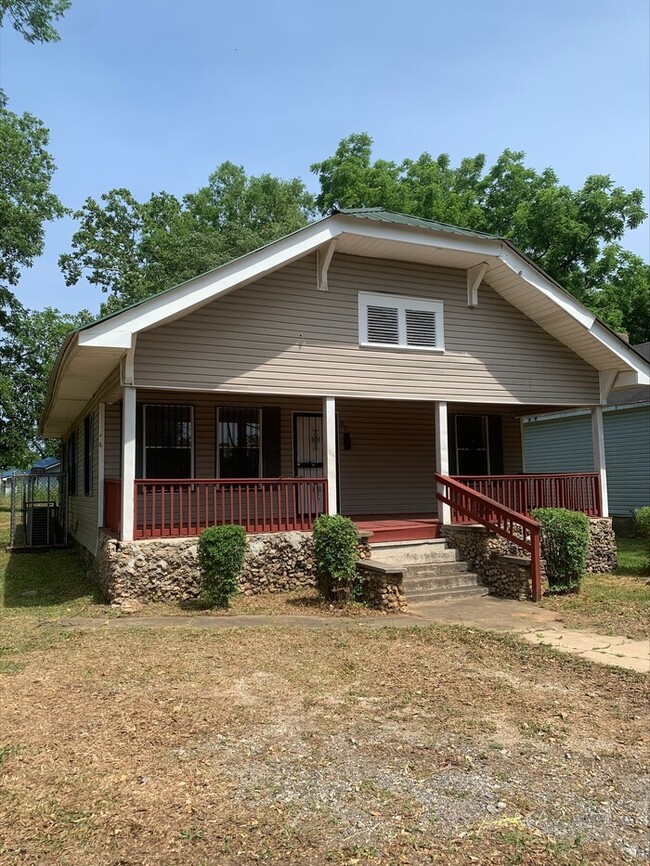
367, 305, 399, 344
405, 308, 437, 347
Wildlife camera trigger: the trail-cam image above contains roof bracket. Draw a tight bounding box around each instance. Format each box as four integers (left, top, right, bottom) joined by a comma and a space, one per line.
599, 370, 618, 404
317, 239, 337, 291
467, 262, 488, 307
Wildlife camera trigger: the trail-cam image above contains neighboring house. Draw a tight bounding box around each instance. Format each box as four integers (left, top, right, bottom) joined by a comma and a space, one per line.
39, 208, 650, 563
523, 342, 650, 524
0, 468, 19, 496
30, 456, 61, 474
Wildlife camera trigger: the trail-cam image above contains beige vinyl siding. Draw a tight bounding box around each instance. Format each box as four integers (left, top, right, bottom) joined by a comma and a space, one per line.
134, 253, 600, 406
121, 392, 523, 516
66, 409, 99, 554
337, 399, 436, 514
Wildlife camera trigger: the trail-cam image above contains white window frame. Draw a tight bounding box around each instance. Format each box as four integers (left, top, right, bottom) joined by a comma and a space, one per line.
358, 291, 445, 352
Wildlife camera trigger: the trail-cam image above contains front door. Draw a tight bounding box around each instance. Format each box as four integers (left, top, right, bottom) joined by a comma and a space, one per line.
293, 413, 325, 513
455, 414, 490, 475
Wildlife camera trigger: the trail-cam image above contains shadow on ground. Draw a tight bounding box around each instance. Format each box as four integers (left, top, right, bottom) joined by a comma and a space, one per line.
3, 547, 103, 609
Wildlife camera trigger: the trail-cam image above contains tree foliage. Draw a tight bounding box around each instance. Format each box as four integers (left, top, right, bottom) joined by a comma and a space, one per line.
0, 0, 70, 44
0, 305, 91, 467
60, 163, 316, 313
311, 134, 649, 341
0, 95, 66, 327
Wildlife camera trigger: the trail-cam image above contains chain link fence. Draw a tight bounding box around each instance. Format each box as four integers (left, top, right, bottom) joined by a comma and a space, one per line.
8, 473, 68, 548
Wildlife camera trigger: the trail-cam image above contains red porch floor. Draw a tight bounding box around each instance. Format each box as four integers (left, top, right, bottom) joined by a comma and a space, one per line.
350, 514, 441, 544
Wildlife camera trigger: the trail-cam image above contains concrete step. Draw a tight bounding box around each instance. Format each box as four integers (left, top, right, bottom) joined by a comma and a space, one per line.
402, 571, 480, 592
405, 561, 468, 578
369, 538, 458, 565
406, 584, 491, 603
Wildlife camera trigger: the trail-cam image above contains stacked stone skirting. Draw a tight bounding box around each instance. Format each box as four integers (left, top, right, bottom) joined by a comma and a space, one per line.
93, 529, 399, 611
443, 517, 617, 601
356, 562, 408, 613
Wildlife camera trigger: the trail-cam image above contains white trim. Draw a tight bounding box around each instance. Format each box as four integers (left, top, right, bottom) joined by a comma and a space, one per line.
78, 220, 339, 347
121, 385, 137, 541
466, 262, 488, 307
317, 239, 337, 291
97, 402, 105, 528
591, 406, 609, 517
599, 370, 618, 404
323, 396, 338, 515
358, 291, 444, 351
434, 401, 451, 524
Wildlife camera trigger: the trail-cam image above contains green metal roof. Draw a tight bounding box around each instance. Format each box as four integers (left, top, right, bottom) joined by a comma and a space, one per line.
335, 208, 499, 240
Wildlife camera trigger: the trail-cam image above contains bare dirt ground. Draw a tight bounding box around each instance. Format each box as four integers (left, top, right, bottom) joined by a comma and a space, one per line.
1, 621, 647, 865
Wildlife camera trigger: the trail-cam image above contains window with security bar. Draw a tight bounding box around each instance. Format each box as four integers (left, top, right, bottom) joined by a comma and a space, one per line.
140, 404, 193, 478
358, 291, 444, 351
217, 407, 261, 478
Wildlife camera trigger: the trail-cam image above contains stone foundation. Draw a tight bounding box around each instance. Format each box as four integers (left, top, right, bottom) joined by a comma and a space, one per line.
443, 516, 617, 600
94, 529, 389, 608
95, 530, 318, 603
356, 563, 407, 613
585, 518, 617, 573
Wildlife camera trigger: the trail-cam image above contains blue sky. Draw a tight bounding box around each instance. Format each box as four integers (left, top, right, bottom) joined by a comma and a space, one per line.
2, 0, 649, 315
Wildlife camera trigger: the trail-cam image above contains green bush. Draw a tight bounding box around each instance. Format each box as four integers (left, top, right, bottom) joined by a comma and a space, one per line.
197, 525, 247, 608
531, 508, 590, 593
634, 507, 650, 539
634, 506, 650, 568
313, 514, 360, 603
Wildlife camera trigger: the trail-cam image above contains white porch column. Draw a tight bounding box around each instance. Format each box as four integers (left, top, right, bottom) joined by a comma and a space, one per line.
434, 401, 451, 525
322, 396, 338, 515
121, 386, 137, 541
591, 405, 609, 517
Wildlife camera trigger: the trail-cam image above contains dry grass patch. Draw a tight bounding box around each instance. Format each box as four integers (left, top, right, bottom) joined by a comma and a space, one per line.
1, 622, 647, 864
540, 539, 649, 640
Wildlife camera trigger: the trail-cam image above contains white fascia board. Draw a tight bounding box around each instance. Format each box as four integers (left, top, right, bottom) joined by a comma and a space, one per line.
497, 245, 595, 329
78, 220, 341, 348
591, 322, 650, 383
337, 216, 503, 258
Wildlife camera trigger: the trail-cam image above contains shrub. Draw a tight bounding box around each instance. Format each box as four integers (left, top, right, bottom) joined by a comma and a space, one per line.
197, 525, 247, 608
634, 507, 650, 539
634, 506, 650, 568
313, 514, 360, 603
531, 508, 590, 593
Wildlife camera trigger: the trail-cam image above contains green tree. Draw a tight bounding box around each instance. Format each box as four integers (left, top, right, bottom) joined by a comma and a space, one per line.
0, 305, 91, 467
311, 135, 649, 341
0, 0, 70, 44
60, 162, 316, 313
0, 95, 66, 327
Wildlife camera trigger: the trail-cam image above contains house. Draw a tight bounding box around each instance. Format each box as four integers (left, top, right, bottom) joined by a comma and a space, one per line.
39, 209, 650, 601
30, 456, 62, 474
523, 342, 650, 530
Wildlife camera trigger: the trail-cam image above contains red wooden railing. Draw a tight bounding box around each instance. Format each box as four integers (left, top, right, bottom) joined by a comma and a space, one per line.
451, 473, 601, 518
436, 473, 542, 601
134, 477, 328, 539
104, 478, 122, 535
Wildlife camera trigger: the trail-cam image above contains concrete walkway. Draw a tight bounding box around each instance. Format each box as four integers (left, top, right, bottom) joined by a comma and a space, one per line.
57, 596, 649, 674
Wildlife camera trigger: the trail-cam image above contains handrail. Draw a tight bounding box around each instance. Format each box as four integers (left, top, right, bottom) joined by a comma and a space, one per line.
435, 472, 542, 601
451, 472, 601, 517
134, 477, 328, 538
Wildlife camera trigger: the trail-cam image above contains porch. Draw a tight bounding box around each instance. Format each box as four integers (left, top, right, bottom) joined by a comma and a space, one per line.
99, 392, 608, 547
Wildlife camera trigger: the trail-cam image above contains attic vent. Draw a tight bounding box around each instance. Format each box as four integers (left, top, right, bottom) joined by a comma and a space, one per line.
405, 308, 437, 347
367, 305, 399, 345
358, 292, 444, 351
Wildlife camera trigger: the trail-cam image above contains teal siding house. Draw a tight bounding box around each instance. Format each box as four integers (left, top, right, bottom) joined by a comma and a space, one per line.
523, 343, 650, 520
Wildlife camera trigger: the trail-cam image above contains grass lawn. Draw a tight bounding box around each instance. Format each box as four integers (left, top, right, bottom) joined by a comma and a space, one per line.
1, 510, 649, 864
539, 538, 650, 640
